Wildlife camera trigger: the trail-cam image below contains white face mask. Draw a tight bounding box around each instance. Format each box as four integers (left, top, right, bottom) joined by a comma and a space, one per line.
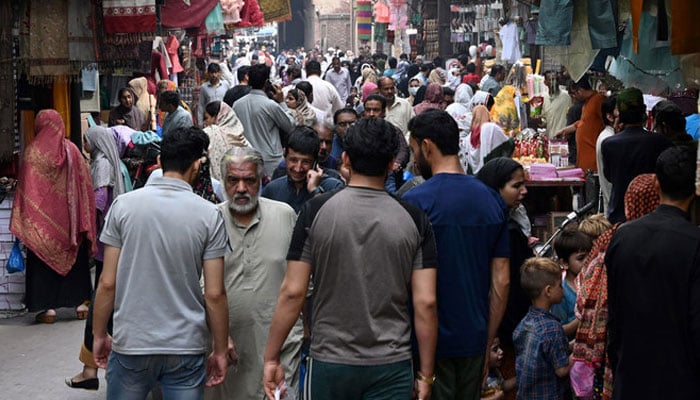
409, 87, 419, 96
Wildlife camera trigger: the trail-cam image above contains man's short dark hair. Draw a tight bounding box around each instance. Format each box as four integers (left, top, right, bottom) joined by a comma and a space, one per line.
306, 60, 321, 75
459, 55, 468, 67
333, 107, 358, 124
569, 76, 592, 91
160, 127, 209, 174
332, 56, 340, 64
400, 53, 408, 60
364, 93, 387, 110
408, 109, 459, 155
601, 95, 617, 126
295, 81, 313, 100
160, 90, 180, 108
466, 63, 476, 73
490, 65, 505, 77
656, 145, 696, 201
388, 57, 397, 69
285, 127, 320, 159
237, 65, 251, 83
343, 118, 399, 177
207, 63, 221, 74
248, 64, 270, 90
287, 65, 301, 80
653, 100, 686, 133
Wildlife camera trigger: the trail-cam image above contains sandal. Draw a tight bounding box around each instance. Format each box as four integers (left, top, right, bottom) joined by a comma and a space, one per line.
35, 310, 56, 324
76, 304, 89, 320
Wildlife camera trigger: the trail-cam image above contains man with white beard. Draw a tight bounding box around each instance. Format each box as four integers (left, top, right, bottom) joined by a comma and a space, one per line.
204, 147, 303, 400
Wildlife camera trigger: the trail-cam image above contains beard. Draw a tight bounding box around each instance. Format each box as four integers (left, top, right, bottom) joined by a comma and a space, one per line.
415, 149, 433, 180
226, 191, 260, 215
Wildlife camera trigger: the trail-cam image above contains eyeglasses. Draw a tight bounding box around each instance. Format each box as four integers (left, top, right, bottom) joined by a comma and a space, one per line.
337, 121, 356, 127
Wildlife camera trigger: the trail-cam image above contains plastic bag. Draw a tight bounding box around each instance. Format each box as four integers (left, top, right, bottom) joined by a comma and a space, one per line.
570, 360, 595, 399
6, 239, 24, 273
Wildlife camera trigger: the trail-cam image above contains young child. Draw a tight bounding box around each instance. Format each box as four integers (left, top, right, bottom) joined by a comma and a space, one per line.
513, 257, 572, 400
550, 230, 592, 338
577, 213, 613, 242
481, 337, 516, 399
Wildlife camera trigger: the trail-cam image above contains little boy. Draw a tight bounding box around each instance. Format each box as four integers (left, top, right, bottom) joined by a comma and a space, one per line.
550, 230, 592, 338
481, 337, 516, 399
513, 257, 572, 400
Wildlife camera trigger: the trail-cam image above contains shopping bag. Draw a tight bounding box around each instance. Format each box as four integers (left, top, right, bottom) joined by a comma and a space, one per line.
6, 239, 24, 273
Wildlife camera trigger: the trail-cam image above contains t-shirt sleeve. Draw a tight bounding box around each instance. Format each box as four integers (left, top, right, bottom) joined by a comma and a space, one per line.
287, 201, 314, 262
203, 209, 229, 260
493, 218, 510, 258
100, 199, 123, 248
545, 323, 570, 369
414, 212, 438, 269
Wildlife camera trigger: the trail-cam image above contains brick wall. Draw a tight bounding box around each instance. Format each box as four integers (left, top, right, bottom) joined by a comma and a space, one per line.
0, 194, 25, 315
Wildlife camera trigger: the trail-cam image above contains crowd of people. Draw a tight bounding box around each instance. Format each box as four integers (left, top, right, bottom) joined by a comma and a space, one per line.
7, 44, 700, 400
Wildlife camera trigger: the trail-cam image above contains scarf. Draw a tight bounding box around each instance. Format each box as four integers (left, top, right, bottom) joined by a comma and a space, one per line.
109, 87, 146, 130
10, 110, 97, 276
413, 83, 445, 115
85, 126, 126, 196
573, 173, 659, 400
204, 102, 249, 181
102, 0, 157, 34
490, 85, 520, 133
446, 84, 474, 134
290, 91, 316, 127
361, 82, 378, 101
128, 77, 152, 118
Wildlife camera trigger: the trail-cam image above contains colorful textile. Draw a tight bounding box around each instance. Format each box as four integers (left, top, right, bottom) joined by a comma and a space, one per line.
29, 0, 69, 78
102, 0, 156, 34
68, 0, 96, 72
161, 0, 219, 29
10, 110, 97, 277
490, 85, 520, 133
259, 0, 292, 23
221, 0, 244, 24
205, 3, 225, 35
357, 0, 372, 41
413, 83, 444, 115
234, 0, 265, 28
53, 76, 71, 136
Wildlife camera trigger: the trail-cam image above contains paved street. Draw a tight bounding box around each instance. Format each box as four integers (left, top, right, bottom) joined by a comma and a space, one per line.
0, 308, 107, 400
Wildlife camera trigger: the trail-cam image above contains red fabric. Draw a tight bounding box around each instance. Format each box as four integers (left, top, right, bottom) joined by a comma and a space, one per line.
10, 110, 97, 276
161, 0, 219, 29
102, 1, 156, 34
151, 51, 168, 81
235, 0, 265, 28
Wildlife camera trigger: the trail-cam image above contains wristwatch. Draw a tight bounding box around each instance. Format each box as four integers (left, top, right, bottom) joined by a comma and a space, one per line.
311, 186, 325, 196
416, 371, 436, 385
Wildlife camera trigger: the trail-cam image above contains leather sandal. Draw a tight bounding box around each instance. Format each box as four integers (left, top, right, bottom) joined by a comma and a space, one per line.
35, 311, 56, 324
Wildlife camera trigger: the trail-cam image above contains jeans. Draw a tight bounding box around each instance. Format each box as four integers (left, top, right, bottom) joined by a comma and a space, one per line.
106, 352, 206, 400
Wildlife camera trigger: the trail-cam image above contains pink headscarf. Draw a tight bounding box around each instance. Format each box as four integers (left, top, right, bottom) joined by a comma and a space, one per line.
362, 82, 378, 101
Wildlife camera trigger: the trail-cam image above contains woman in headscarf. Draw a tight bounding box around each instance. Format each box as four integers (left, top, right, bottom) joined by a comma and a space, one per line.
356, 82, 379, 116
407, 76, 424, 106
469, 90, 493, 110
466, 105, 512, 174
413, 82, 445, 115
285, 88, 317, 127
109, 87, 146, 131
428, 68, 447, 86
571, 174, 659, 400
128, 76, 156, 131
10, 110, 96, 324
477, 157, 533, 400
447, 84, 475, 171
203, 100, 249, 182
490, 85, 520, 134
65, 125, 131, 390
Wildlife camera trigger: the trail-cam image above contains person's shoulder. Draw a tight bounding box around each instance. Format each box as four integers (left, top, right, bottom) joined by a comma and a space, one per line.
259, 196, 296, 216
263, 176, 288, 192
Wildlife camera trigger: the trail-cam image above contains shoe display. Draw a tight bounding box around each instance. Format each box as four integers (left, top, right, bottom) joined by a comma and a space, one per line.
35, 311, 56, 324
64, 377, 99, 390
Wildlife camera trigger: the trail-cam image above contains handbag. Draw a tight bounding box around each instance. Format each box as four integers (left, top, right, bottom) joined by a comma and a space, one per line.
5, 239, 24, 273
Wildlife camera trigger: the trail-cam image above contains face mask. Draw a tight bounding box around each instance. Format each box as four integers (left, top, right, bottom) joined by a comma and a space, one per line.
409, 87, 419, 96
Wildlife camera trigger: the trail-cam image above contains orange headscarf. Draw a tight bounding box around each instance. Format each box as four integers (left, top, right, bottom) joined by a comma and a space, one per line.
470, 105, 492, 147
10, 110, 97, 276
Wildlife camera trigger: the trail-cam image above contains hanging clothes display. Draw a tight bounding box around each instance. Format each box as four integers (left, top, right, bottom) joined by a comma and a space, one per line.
587, 0, 617, 49
166, 35, 184, 77
235, 0, 265, 28
161, 0, 219, 29
205, 3, 225, 35
29, 0, 69, 78
374, 1, 390, 24
357, 0, 372, 41
258, 0, 293, 23
535, 0, 574, 46
102, 0, 156, 34
499, 22, 522, 64
222, 0, 244, 24
67, 0, 96, 73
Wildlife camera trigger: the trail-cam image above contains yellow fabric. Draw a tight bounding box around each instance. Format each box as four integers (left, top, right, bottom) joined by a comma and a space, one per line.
490, 85, 520, 134
52, 75, 71, 136
79, 343, 98, 369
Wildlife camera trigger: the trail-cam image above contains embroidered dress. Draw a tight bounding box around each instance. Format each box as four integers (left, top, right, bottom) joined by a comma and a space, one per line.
102, 0, 157, 34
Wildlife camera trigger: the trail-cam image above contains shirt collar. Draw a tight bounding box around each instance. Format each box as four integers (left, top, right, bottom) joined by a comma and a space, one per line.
146, 176, 193, 192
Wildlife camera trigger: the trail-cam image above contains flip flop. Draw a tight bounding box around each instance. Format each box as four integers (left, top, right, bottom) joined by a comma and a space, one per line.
35, 311, 56, 324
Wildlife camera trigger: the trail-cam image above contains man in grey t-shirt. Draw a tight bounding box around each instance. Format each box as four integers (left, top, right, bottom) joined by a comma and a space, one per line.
93, 127, 230, 399
263, 118, 439, 400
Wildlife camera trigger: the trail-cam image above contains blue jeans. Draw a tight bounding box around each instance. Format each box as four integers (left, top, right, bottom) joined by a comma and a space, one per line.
106, 352, 206, 400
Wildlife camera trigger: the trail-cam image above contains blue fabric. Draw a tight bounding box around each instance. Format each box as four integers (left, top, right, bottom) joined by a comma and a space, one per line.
550, 279, 577, 324
330, 134, 344, 160
403, 173, 509, 358
262, 175, 344, 214
106, 352, 206, 399
513, 307, 570, 400
587, 0, 618, 49
686, 114, 700, 140
130, 130, 162, 145
535, 0, 574, 45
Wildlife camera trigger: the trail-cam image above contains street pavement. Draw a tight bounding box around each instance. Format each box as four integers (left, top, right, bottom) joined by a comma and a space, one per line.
0, 308, 107, 400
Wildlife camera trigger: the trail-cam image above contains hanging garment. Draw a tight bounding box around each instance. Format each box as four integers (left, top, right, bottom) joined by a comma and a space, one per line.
374, 1, 391, 24
222, 0, 244, 24
161, 0, 219, 29
587, 0, 617, 49
166, 35, 184, 74
29, 0, 69, 78
499, 22, 522, 64
205, 3, 225, 35
535, 0, 574, 46
102, 0, 157, 34
235, 0, 265, 28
